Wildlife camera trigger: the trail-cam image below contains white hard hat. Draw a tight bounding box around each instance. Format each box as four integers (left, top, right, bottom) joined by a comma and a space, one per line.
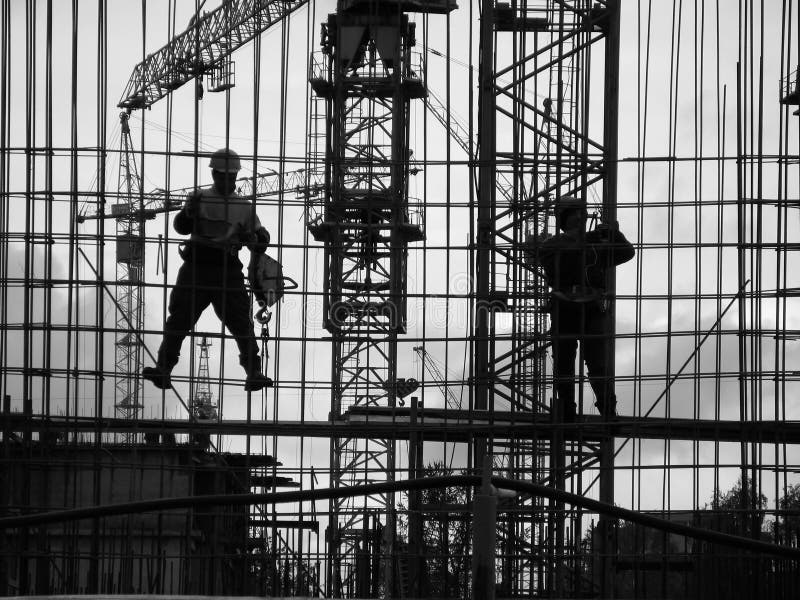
209, 148, 241, 173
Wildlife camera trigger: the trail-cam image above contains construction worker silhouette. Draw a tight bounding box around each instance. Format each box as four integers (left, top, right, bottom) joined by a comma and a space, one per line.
527, 195, 634, 421
142, 148, 272, 392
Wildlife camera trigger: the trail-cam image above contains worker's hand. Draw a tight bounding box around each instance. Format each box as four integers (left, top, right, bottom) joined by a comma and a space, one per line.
248, 226, 270, 254
594, 221, 619, 238
596, 221, 619, 231
234, 224, 264, 248
526, 231, 552, 245
240, 231, 258, 245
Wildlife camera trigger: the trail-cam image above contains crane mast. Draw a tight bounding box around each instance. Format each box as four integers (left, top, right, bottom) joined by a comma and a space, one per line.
114, 112, 145, 424
307, 1, 454, 595
192, 336, 217, 420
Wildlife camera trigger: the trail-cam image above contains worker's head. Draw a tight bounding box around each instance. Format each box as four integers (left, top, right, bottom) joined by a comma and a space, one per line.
209, 148, 241, 196
555, 195, 587, 232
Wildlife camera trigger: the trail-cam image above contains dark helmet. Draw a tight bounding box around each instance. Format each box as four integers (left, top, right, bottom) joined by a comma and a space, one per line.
554, 195, 587, 226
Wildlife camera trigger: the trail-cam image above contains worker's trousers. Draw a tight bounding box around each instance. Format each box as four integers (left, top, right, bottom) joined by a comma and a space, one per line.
156, 251, 260, 374
550, 299, 614, 412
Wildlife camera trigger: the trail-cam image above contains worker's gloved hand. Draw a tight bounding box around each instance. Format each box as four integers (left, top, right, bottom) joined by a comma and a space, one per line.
594, 221, 619, 238
173, 190, 203, 235
239, 230, 257, 245
248, 226, 270, 254
526, 231, 552, 245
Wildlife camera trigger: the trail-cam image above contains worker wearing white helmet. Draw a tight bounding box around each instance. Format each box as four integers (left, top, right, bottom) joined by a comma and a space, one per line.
142, 148, 272, 393
526, 194, 634, 421
208, 147, 242, 173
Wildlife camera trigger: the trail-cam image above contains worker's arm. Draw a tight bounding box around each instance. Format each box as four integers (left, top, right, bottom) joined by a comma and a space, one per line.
173, 190, 202, 235
237, 209, 270, 253
524, 232, 555, 270
593, 224, 635, 266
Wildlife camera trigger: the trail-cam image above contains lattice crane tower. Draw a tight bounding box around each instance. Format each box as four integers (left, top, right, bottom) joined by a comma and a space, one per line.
308, 1, 455, 595
192, 336, 217, 420
114, 111, 145, 422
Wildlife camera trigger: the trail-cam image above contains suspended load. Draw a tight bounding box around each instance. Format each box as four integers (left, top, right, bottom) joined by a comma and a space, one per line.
248, 253, 298, 321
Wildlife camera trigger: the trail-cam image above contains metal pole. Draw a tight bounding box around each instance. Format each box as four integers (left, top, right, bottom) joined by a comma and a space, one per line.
475, 0, 495, 422
600, 1, 621, 597
471, 456, 497, 600
408, 396, 422, 598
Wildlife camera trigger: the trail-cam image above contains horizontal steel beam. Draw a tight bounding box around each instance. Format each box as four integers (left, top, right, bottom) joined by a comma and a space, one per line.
5, 411, 800, 445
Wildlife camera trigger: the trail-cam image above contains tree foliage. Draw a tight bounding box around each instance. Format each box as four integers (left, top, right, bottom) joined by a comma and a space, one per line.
774, 483, 800, 546
397, 461, 472, 599
580, 518, 693, 599
709, 476, 768, 536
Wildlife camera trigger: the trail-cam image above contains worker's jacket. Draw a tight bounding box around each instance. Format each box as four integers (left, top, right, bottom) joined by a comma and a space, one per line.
534, 226, 635, 303
173, 186, 268, 257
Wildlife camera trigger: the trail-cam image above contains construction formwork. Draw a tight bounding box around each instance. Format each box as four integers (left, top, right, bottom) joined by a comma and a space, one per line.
1, 0, 800, 599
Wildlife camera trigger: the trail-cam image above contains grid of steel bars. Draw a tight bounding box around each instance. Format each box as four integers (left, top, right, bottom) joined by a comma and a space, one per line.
0, 0, 799, 598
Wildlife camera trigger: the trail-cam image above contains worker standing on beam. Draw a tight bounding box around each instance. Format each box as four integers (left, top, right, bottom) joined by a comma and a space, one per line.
526, 195, 635, 422
142, 148, 272, 392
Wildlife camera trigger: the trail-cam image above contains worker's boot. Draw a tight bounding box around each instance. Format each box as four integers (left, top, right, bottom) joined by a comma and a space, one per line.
142, 352, 176, 390
241, 353, 273, 392
142, 365, 172, 389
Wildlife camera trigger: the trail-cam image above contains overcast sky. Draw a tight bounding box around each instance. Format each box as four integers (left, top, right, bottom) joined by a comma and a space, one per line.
2, 0, 800, 521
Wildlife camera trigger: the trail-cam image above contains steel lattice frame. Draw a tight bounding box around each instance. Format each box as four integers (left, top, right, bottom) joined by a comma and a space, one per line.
309, 7, 428, 596
114, 112, 144, 423
476, 0, 620, 596
2, 1, 800, 597
118, 0, 310, 110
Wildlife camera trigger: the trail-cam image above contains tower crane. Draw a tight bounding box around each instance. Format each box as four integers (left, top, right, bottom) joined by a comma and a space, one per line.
118, 0, 309, 110
412, 346, 463, 411
307, 2, 457, 595
78, 163, 324, 223
413, 345, 463, 470
193, 336, 217, 420
780, 67, 800, 116
424, 86, 515, 203
113, 111, 145, 423
100, 0, 320, 267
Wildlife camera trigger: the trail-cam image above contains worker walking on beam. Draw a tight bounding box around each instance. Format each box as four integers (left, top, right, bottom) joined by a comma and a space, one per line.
526, 195, 634, 421
143, 148, 272, 392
